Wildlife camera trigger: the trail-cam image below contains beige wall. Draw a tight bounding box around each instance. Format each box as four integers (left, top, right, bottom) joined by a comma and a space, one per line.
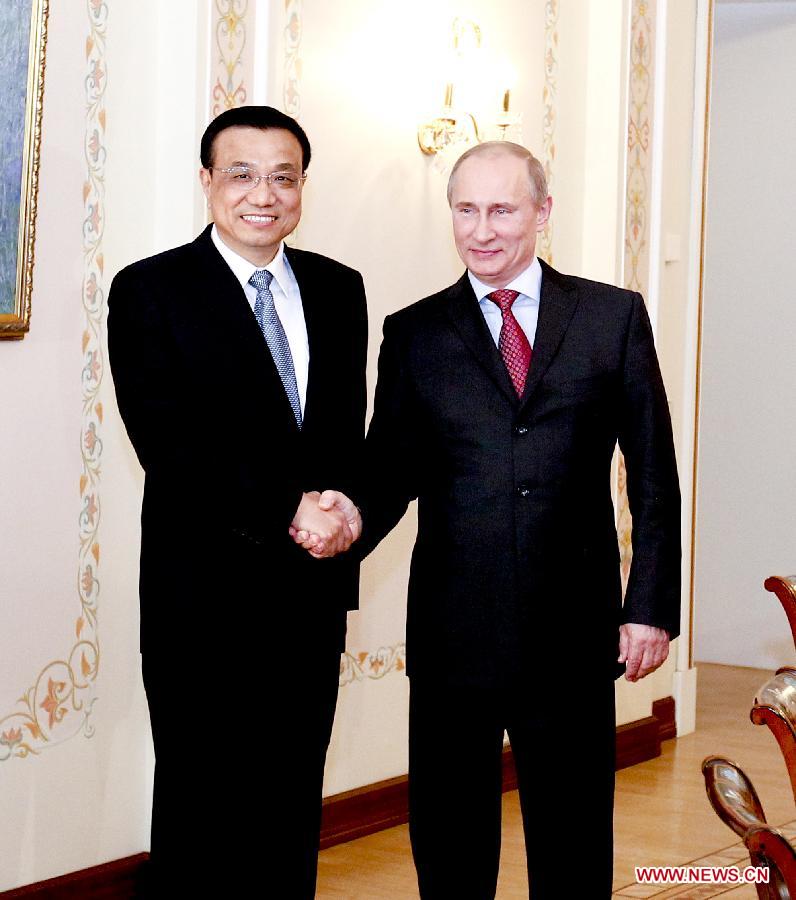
0, 0, 706, 888
695, 1, 796, 669
0, 4, 150, 890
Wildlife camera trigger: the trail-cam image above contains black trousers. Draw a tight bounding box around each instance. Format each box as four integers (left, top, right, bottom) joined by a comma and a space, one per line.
138, 605, 346, 898
408, 677, 616, 899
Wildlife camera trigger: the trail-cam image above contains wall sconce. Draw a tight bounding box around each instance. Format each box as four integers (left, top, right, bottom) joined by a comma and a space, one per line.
417, 19, 522, 159
417, 81, 480, 156
494, 88, 522, 141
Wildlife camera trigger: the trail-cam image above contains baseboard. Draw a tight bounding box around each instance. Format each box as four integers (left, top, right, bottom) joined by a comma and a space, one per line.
615, 714, 661, 770
614, 695, 677, 771
653, 695, 677, 742
320, 774, 408, 850
2, 697, 676, 895
0, 853, 146, 898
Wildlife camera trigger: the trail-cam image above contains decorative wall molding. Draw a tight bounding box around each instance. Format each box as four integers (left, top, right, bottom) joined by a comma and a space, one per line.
617, 0, 658, 589
281, 0, 302, 248
211, 0, 249, 116
339, 644, 406, 687
75, 0, 107, 742
538, 0, 559, 265
282, 0, 302, 118
624, 0, 656, 294
0, 0, 105, 762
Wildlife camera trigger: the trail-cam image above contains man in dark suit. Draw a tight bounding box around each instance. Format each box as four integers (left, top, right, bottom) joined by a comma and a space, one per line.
300, 141, 679, 897
108, 106, 367, 897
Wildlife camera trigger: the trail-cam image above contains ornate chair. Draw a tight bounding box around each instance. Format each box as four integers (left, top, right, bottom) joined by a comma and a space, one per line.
764, 576, 796, 649
702, 756, 796, 898
751, 668, 796, 807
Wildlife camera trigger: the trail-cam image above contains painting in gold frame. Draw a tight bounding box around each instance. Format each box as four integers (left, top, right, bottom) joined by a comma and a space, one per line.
0, 0, 49, 340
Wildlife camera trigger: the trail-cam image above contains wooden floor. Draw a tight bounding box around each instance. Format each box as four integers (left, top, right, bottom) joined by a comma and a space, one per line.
317, 664, 795, 898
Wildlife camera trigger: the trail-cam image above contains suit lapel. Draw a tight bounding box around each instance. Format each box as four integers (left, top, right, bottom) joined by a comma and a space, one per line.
189, 225, 261, 345
189, 226, 301, 430
519, 260, 580, 410
445, 273, 518, 405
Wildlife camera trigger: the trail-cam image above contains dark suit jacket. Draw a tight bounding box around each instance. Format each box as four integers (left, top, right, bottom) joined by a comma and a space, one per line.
108, 225, 367, 657
359, 261, 680, 688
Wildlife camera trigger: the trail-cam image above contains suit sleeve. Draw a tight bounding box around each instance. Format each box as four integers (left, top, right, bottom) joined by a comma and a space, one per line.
617, 292, 681, 638
317, 269, 368, 500
107, 265, 304, 540
356, 313, 421, 557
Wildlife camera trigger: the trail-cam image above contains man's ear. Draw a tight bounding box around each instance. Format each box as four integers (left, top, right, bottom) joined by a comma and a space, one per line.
535, 195, 552, 232
199, 167, 212, 201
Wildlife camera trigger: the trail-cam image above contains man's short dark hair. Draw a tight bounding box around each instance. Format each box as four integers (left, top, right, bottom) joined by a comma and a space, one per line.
200, 106, 312, 171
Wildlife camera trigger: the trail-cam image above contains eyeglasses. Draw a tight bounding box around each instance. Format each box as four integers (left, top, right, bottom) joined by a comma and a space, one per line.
210, 166, 307, 192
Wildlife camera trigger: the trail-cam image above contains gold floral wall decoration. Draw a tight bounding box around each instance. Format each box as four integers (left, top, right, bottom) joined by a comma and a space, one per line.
617, 0, 657, 592
339, 645, 406, 687
625, 0, 655, 294
538, 0, 559, 265
283, 0, 302, 118
212, 0, 248, 116
0, 0, 105, 760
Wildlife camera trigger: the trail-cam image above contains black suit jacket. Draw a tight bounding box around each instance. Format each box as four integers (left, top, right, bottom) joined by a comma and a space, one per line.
359, 262, 680, 688
108, 225, 367, 656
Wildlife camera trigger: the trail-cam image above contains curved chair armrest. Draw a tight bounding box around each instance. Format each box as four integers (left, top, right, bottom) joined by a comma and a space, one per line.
755, 670, 796, 714
751, 669, 796, 807
764, 576, 796, 651
750, 706, 796, 809
702, 756, 767, 839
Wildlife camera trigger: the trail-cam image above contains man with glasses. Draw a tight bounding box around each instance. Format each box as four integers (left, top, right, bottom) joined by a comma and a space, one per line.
108, 106, 367, 897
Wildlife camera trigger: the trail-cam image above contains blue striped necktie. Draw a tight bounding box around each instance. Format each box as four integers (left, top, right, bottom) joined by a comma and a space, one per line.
249, 268, 302, 428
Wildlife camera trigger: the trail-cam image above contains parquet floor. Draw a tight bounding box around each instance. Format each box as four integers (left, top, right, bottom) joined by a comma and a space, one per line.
317, 664, 795, 898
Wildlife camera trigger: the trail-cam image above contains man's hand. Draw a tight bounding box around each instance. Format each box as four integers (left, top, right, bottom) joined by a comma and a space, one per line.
289, 491, 357, 558
618, 623, 670, 682
289, 490, 361, 558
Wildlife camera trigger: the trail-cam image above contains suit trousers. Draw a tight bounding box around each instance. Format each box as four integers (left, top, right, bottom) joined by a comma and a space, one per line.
408, 675, 616, 899
139, 603, 347, 899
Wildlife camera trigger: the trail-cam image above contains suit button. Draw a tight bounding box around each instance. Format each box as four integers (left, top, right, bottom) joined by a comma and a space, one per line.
514, 424, 529, 435
517, 485, 530, 498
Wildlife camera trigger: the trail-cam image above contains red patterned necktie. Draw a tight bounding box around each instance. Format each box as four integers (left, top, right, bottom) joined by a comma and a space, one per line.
487, 289, 532, 396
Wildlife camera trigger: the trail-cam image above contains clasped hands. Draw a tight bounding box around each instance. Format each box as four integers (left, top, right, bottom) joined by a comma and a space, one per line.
290, 491, 360, 558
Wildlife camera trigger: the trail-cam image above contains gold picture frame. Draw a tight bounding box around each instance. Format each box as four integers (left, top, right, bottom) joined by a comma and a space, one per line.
0, 0, 49, 340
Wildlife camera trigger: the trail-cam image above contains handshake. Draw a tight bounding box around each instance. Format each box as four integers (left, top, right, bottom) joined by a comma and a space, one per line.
289, 490, 361, 559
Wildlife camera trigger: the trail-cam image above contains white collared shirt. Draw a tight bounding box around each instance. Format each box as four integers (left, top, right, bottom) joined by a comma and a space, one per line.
469, 257, 543, 349
211, 225, 309, 414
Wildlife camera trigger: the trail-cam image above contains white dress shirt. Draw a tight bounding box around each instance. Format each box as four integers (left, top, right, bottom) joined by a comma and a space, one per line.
468, 257, 543, 349
212, 226, 309, 414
